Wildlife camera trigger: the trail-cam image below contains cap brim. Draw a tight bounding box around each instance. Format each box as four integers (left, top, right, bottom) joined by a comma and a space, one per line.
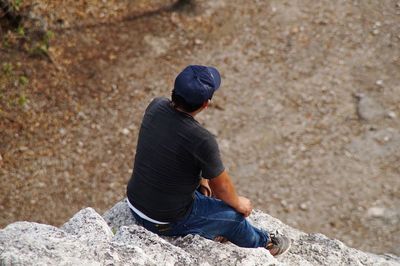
207, 67, 221, 90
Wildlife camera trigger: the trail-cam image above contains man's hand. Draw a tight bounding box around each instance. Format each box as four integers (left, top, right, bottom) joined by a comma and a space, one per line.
236, 196, 252, 217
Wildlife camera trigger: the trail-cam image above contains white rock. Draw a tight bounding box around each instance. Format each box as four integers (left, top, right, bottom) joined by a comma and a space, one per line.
0, 222, 102, 265
121, 128, 130, 135
367, 207, 386, 218
344, 150, 353, 158
387, 111, 397, 119
299, 203, 308, 211
0, 201, 398, 265
103, 199, 136, 231
194, 39, 204, 45
18, 146, 28, 152
356, 95, 385, 121
77, 111, 87, 119
113, 225, 195, 265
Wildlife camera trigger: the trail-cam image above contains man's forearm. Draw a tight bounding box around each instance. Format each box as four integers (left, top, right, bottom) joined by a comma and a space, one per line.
209, 170, 253, 217
209, 170, 240, 209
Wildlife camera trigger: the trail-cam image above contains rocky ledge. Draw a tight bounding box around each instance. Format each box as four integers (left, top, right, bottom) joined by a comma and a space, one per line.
0, 200, 398, 266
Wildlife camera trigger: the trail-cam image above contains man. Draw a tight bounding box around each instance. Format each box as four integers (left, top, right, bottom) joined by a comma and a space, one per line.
126, 65, 291, 256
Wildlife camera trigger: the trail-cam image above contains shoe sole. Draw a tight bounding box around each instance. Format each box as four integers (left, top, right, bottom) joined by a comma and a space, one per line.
275, 240, 292, 257
271, 240, 292, 258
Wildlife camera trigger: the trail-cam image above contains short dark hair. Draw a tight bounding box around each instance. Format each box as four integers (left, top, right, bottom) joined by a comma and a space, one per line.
171, 90, 204, 113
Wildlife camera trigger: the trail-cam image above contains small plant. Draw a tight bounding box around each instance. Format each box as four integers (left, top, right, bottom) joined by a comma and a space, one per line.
2, 38, 9, 49
29, 30, 55, 57
16, 25, 25, 37
2, 63, 13, 75
29, 43, 48, 56
17, 93, 27, 106
45, 30, 54, 43
11, 0, 23, 11
19, 75, 29, 86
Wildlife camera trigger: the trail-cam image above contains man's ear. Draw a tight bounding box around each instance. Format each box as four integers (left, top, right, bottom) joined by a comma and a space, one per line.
202, 100, 210, 109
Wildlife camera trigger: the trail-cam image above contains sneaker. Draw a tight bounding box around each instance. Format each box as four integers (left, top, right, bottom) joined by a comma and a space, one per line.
266, 231, 291, 257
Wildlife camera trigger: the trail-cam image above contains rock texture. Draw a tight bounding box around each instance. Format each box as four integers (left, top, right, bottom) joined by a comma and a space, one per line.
1, 200, 398, 266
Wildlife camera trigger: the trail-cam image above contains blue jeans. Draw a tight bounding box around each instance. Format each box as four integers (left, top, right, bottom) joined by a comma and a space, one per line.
130, 191, 270, 248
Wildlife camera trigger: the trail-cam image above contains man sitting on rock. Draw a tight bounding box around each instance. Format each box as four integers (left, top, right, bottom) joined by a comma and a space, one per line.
126, 65, 291, 256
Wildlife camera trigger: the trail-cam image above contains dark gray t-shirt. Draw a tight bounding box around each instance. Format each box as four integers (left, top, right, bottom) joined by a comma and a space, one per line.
127, 97, 225, 222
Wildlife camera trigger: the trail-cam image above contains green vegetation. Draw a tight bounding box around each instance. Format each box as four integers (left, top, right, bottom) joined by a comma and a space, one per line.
19, 75, 29, 86
7, 0, 23, 11
17, 93, 27, 106
2, 62, 13, 75
16, 25, 25, 37
0, 1, 45, 114
1, 27, 56, 58
29, 30, 54, 57
0, 0, 54, 58
0, 62, 29, 109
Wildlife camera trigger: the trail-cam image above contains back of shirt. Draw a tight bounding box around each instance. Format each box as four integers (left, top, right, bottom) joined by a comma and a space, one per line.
127, 97, 224, 222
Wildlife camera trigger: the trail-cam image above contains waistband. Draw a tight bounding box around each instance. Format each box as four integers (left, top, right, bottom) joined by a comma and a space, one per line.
126, 198, 169, 225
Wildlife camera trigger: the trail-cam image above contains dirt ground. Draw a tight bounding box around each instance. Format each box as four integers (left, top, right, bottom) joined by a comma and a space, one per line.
1, 0, 399, 256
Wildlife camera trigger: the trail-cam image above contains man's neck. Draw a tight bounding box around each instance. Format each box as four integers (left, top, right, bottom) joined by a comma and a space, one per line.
176, 107, 195, 117
172, 102, 204, 117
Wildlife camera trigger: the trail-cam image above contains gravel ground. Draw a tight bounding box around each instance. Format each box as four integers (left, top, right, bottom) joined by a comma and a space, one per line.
1, 0, 399, 255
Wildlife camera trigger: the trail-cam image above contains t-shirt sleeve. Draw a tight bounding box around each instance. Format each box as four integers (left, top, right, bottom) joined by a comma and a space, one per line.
194, 135, 225, 179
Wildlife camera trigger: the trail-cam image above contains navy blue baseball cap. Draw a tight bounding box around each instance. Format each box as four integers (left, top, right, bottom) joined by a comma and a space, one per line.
174, 65, 221, 105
